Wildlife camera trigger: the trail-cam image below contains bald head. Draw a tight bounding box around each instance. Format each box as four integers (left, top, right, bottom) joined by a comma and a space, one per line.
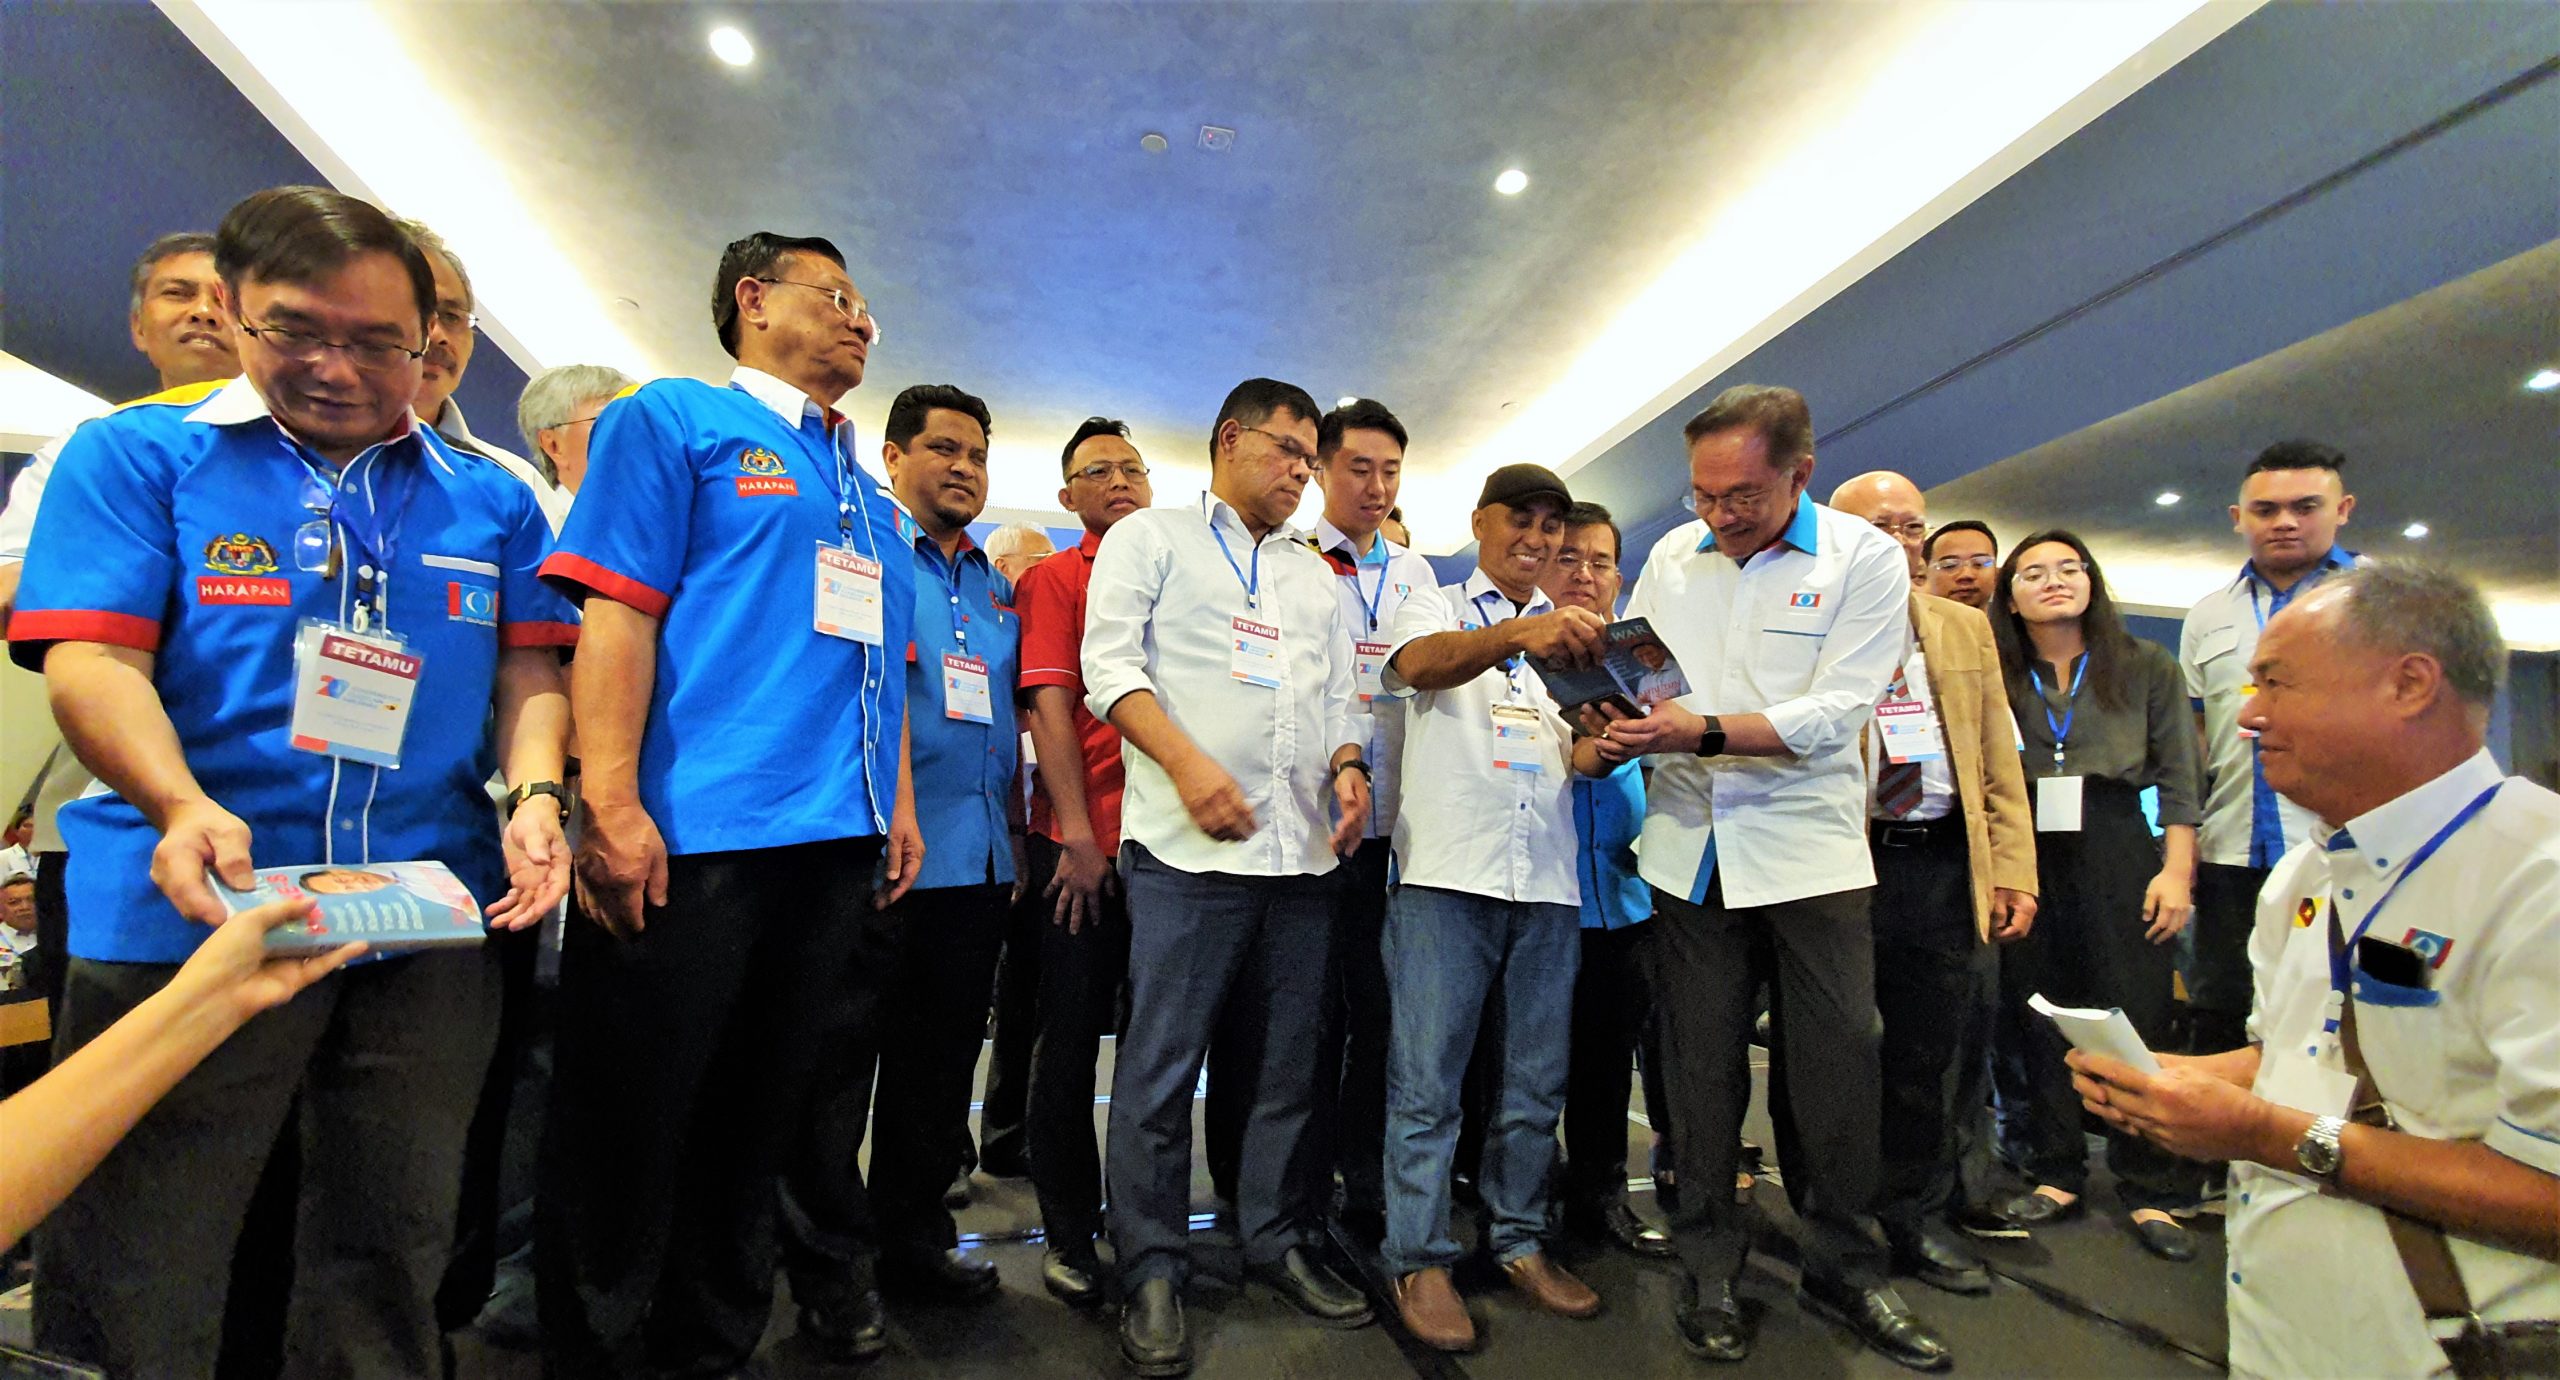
1829, 470, 1928, 579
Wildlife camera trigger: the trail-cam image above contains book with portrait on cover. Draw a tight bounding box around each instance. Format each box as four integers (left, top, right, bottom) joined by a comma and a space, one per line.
211, 860, 486, 954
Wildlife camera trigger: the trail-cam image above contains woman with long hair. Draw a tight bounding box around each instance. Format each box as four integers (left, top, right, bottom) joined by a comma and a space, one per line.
1987, 530, 2207, 1261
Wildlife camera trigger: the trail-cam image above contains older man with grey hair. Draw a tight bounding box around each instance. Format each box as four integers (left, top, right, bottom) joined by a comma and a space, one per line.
983, 520, 1057, 583
518, 363, 636, 498
2068, 562, 2558, 1380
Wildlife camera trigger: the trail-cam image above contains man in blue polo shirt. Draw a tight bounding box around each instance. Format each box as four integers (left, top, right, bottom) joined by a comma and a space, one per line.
534, 230, 920, 1379
784, 384, 1018, 1341
8, 185, 575, 1379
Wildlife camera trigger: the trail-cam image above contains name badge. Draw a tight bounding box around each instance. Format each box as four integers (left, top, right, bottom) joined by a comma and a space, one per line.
289, 623, 422, 768
1875, 699, 1946, 763
1354, 640, 1392, 702
1491, 703, 1545, 773
1230, 616, 1282, 688
942, 653, 994, 724
814, 544, 884, 645
2035, 774, 2084, 833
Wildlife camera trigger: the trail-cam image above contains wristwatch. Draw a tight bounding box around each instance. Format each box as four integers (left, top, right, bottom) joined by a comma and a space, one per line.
504, 780, 570, 816
2295, 1114, 2347, 1182
1332, 758, 1373, 783
1692, 714, 1727, 758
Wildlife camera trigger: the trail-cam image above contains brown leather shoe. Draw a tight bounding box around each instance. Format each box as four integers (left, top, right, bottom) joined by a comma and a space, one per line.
1394, 1268, 1476, 1352
1503, 1252, 1602, 1319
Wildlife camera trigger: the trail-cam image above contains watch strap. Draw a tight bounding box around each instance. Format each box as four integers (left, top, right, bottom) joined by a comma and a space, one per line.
506, 780, 569, 814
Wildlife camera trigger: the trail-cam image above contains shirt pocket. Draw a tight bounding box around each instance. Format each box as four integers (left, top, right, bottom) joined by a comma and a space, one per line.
1756, 587, 1842, 684
2191, 621, 2244, 694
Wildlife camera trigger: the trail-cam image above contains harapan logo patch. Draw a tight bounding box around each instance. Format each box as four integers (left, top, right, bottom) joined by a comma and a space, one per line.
204, 532, 280, 575
198, 532, 289, 604
736, 446, 797, 496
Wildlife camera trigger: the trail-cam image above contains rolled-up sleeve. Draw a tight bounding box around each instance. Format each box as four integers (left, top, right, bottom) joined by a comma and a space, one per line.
1759, 538, 1908, 757
1081, 517, 1163, 722
2143, 644, 2205, 826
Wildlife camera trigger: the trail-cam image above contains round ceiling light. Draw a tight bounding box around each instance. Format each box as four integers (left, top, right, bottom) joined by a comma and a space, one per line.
1140, 132, 1169, 154
2526, 368, 2560, 392
2403, 521, 2431, 539
1494, 168, 1529, 196
2154, 490, 2181, 507
1336, 396, 1358, 409
708, 25, 755, 67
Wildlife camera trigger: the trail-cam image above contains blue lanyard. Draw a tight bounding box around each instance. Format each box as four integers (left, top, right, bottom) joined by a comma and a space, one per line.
813, 416, 860, 544
1210, 507, 1263, 610
2030, 655, 2088, 768
922, 539, 977, 647
1355, 540, 1390, 632
1472, 588, 1527, 686
2248, 554, 2347, 631
2323, 780, 2504, 1026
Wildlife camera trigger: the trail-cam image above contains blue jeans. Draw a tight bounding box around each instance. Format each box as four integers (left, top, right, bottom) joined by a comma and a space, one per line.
1381, 884, 1580, 1278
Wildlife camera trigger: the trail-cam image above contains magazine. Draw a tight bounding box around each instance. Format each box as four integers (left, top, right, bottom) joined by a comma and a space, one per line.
211, 861, 486, 955
1527, 616, 1691, 715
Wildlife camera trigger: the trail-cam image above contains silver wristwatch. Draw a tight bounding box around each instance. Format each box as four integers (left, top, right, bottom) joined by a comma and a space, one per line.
2295, 1114, 2347, 1182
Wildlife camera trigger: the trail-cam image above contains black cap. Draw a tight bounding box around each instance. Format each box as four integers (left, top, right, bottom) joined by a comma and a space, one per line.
1476, 463, 1572, 512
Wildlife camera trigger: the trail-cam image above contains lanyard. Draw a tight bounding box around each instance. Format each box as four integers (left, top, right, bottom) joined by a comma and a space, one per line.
292, 443, 417, 631
1354, 539, 1390, 632
2030, 654, 2088, 769
812, 415, 859, 544
1472, 587, 1528, 688
2322, 780, 2504, 1030
923, 539, 976, 647
2247, 555, 2346, 631
1210, 505, 1264, 611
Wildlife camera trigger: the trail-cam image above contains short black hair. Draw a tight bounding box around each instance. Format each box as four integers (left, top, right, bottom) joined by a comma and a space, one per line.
215, 187, 435, 333
129, 232, 217, 316
2245, 438, 2347, 479
1924, 519, 1998, 562
1061, 416, 1132, 474
1561, 501, 1622, 562
1682, 384, 1814, 468
712, 231, 846, 357
1210, 378, 1320, 464
885, 384, 990, 451
1318, 398, 1407, 459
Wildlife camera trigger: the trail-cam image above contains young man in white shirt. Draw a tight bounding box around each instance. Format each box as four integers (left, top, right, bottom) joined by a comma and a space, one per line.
1082, 378, 1373, 1377
1376, 465, 1611, 1351
2071, 563, 2557, 1380
1593, 386, 1948, 1371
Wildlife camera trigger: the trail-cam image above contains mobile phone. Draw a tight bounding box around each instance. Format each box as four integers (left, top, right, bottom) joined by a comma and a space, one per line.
2355, 934, 2431, 989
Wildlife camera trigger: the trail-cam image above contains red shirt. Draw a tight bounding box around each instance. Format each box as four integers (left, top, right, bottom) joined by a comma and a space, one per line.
1015, 529, 1125, 851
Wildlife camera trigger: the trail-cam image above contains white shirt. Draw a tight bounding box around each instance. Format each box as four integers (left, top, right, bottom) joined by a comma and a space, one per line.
1313, 517, 1436, 841
2228, 750, 2560, 1380
431, 398, 572, 534
1623, 497, 1909, 908
1083, 494, 1358, 878
2180, 551, 2361, 868
1864, 643, 1955, 822
1383, 571, 1581, 907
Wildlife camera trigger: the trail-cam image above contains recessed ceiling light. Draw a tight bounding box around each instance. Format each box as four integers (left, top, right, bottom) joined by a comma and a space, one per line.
708, 25, 754, 67
1139, 132, 1169, 154
1493, 168, 1529, 196
2403, 521, 2430, 539
2154, 490, 2181, 507
1336, 396, 1358, 409
2526, 368, 2560, 392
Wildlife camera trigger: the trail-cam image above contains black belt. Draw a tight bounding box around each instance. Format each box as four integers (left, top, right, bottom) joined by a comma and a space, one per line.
1869, 810, 1965, 848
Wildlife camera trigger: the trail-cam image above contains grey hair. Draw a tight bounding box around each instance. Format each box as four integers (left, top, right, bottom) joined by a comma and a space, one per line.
129, 232, 218, 316
984, 521, 1055, 562
2329, 561, 2506, 710
517, 364, 635, 449
393, 217, 473, 310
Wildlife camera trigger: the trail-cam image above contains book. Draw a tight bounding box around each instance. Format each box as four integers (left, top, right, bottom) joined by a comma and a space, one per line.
211, 861, 487, 955
1527, 616, 1691, 715
2027, 993, 2161, 1075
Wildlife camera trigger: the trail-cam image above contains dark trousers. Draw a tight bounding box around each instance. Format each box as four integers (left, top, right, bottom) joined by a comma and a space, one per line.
30, 850, 67, 1022
1109, 845, 1333, 1286
1022, 834, 1130, 1257
1321, 838, 1393, 1216
537, 837, 882, 1380
2000, 781, 2197, 1210
37, 949, 499, 1379
979, 875, 1044, 1169
437, 922, 545, 1330
1647, 878, 1888, 1290
1561, 921, 1672, 1209
1868, 815, 1980, 1234
2188, 862, 2267, 1055
1950, 938, 2008, 1212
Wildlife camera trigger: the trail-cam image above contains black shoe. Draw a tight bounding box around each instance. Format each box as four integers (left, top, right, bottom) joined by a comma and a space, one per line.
943, 1166, 975, 1209
1949, 1203, 2029, 1240
797, 1287, 889, 1364
1043, 1247, 1104, 1309
1672, 1275, 1752, 1362
1999, 1189, 2085, 1228
1568, 1199, 1677, 1260
1798, 1278, 1952, 1372
1886, 1223, 1992, 1296
2131, 1214, 2198, 1263
1120, 1278, 1192, 1377
1247, 1245, 1374, 1329
879, 1246, 1001, 1304
978, 1146, 1031, 1180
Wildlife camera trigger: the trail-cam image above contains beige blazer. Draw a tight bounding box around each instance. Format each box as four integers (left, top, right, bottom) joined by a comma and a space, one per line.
1903, 591, 2040, 939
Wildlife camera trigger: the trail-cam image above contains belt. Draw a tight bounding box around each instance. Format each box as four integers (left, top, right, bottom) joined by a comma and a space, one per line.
1869, 811, 1965, 848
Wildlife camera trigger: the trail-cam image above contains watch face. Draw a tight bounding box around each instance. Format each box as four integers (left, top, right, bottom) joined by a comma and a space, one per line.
2299, 1134, 2342, 1177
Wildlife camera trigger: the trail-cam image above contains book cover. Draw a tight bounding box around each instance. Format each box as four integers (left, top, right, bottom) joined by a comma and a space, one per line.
1529, 616, 1691, 714
212, 861, 486, 955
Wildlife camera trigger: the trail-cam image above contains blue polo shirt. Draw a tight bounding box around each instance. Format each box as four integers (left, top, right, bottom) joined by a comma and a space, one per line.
540, 368, 910, 855
1572, 761, 1651, 930
901, 515, 1019, 890
7, 377, 578, 964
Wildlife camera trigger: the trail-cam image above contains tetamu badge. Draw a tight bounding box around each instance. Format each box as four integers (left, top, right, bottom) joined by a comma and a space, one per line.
735, 446, 797, 497
198, 532, 290, 606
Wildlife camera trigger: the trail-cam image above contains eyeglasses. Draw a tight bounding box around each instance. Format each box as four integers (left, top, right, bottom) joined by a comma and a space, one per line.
2013, 560, 2091, 586
1692, 484, 1776, 517
431, 306, 479, 336
1069, 460, 1150, 484
1869, 517, 1928, 540
753, 278, 882, 340
1238, 424, 1319, 467
1928, 554, 1996, 573
1552, 552, 1617, 577
238, 320, 425, 372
